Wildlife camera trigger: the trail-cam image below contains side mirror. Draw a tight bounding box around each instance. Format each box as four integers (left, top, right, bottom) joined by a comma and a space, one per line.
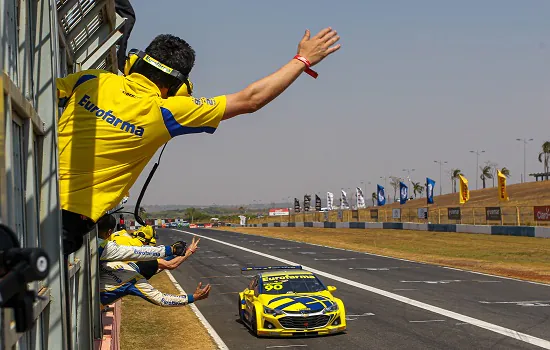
327, 286, 337, 293
245, 290, 255, 297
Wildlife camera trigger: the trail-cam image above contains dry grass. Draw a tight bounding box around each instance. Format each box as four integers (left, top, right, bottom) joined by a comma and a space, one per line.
219, 227, 550, 284
120, 271, 217, 350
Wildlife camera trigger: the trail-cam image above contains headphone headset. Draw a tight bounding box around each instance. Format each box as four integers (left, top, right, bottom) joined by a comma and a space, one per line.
124, 48, 193, 97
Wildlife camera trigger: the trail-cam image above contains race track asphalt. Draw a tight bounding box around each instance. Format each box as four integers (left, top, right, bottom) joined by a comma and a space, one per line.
156, 228, 550, 350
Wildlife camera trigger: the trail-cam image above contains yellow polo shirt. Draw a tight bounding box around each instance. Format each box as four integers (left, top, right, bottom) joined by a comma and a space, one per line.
57, 70, 226, 221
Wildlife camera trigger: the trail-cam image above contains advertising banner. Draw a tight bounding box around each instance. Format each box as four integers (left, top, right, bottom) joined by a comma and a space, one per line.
269, 208, 290, 216
485, 207, 502, 221
447, 207, 461, 220
534, 206, 550, 221
392, 208, 401, 219
417, 207, 428, 219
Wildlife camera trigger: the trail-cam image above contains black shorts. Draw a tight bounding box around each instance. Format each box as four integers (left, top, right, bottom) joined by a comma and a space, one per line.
135, 260, 159, 280
62, 210, 96, 255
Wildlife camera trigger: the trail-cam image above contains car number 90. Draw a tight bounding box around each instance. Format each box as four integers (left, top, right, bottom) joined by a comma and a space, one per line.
264, 283, 283, 291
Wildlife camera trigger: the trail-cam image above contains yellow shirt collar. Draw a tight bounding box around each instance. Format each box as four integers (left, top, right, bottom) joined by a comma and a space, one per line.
125, 73, 162, 97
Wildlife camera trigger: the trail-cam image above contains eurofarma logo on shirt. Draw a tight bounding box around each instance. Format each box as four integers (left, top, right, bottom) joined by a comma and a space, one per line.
78, 94, 144, 137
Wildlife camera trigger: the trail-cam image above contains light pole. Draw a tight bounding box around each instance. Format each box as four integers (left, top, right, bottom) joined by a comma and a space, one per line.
516, 138, 533, 183
470, 150, 485, 189
402, 168, 415, 192
434, 160, 448, 195
379, 176, 387, 189
379, 176, 388, 202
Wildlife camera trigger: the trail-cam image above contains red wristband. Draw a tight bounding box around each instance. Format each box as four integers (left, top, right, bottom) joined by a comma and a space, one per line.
294, 55, 318, 79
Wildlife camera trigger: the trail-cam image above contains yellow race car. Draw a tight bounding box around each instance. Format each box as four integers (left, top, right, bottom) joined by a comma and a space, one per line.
238, 266, 346, 337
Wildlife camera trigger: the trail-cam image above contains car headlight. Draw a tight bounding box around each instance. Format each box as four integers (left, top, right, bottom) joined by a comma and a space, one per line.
263, 306, 284, 316
323, 303, 338, 313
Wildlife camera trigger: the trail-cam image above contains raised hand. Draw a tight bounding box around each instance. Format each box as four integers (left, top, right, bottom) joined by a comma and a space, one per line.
192, 282, 211, 301
297, 27, 341, 67
186, 236, 200, 255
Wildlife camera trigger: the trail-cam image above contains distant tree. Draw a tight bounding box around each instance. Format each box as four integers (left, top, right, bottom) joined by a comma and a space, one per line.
485, 161, 498, 187
500, 167, 511, 178
389, 176, 401, 203
184, 207, 197, 222
538, 141, 550, 180
238, 206, 246, 214
451, 169, 462, 193
371, 192, 376, 206
139, 206, 147, 219
412, 181, 424, 198
480, 165, 493, 189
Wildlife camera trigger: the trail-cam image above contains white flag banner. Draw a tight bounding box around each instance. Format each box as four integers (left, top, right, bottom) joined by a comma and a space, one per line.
356, 187, 366, 209
238, 215, 247, 226
341, 190, 350, 209
327, 192, 334, 210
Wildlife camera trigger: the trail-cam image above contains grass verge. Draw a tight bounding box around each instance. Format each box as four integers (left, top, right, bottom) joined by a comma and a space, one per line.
120, 271, 217, 350
219, 227, 550, 284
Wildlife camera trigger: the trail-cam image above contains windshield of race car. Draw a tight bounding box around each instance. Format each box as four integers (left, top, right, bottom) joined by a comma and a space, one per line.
260, 273, 325, 294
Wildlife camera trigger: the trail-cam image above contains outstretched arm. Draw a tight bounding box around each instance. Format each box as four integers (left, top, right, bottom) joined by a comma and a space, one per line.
98, 240, 187, 261
128, 279, 211, 307
157, 255, 187, 270
222, 27, 340, 120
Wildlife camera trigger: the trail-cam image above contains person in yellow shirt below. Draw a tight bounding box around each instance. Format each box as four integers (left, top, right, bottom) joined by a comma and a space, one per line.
109, 225, 200, 279
57, 28, 341, 254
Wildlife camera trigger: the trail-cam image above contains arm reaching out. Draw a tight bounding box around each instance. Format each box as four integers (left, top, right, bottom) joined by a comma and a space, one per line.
223, 27, 341, 120
98, 239, 187, 261
128, 280, 211, 307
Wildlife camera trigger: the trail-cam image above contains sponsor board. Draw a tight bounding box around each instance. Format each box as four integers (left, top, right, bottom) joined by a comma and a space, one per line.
417, 207, 428, 219
485, 207, 501, 221
269, 208, 290, 216
370, 209, 379, 220
534, 206, 550, 221
392, 208, 401, 219
447, 207, 461, 220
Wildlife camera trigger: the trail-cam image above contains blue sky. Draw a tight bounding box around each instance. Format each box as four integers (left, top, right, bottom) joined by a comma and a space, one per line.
127, 0, 550, 206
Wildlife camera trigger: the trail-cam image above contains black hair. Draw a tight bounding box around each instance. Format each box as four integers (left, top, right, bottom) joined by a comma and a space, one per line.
132, 34, 195, 89
97, 214, 116, 236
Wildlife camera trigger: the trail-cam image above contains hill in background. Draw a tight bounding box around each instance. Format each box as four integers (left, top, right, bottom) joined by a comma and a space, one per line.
382, 180, 550, 209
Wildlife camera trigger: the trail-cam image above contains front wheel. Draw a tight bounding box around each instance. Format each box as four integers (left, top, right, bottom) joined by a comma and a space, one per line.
250, 307, 258, 336
237, 296, 244, 322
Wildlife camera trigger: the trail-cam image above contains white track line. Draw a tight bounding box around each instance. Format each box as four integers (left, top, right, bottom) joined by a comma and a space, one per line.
176, 229, 550, 349
165, 270, 229, 350
211, 229, 550, 287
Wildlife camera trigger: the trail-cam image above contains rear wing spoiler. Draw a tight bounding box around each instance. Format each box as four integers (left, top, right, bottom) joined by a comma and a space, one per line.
241, 265, 302, 273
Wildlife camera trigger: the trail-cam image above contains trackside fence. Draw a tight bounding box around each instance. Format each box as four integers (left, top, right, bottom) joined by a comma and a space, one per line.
248, 206, 550, 227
